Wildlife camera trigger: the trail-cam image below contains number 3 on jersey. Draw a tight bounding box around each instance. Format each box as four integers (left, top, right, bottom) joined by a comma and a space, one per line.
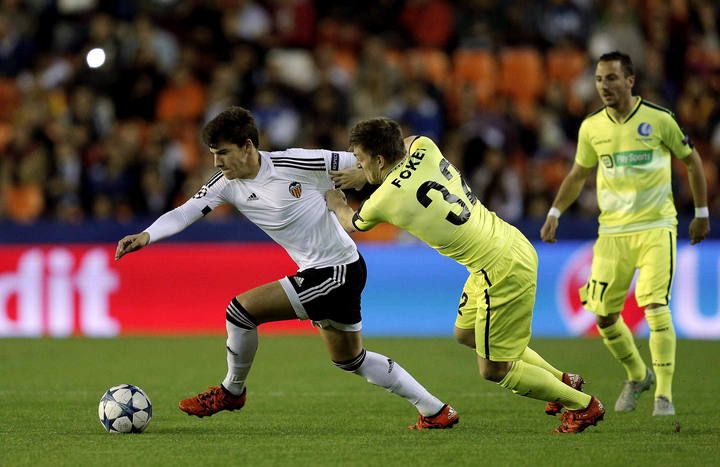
415, 158, 477, 225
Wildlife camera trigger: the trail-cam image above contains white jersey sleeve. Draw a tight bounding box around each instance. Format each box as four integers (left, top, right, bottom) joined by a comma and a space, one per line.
144, 171, 229, 243
267, 149, 355, 190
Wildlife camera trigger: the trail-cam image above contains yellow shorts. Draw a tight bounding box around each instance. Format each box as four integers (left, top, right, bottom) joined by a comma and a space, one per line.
454, 233, 536, 361
580, 228, 676, 316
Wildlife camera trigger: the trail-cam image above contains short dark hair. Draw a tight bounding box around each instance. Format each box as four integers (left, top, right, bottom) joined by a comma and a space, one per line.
202, 106, 259, 149
598, 51, 634, 77
349, 118, 406, 163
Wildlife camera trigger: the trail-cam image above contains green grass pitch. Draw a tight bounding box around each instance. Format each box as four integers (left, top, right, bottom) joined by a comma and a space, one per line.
1, 336, 718, 466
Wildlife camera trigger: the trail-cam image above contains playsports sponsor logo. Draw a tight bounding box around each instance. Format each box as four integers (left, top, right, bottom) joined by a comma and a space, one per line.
613, 150, 653, 167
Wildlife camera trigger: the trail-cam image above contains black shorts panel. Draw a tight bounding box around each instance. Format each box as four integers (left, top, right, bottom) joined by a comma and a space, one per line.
287, 255, 366, 325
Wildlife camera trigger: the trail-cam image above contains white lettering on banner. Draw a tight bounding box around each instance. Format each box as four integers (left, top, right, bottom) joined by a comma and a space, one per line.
0, 250, 43, 336
0, 248, 120, 337
48, 249, 73, 336
674, 247, 720, 338
76, 249, 120, 336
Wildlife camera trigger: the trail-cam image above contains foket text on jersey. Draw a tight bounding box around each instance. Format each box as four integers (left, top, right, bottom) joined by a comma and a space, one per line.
391, 148, 426, 188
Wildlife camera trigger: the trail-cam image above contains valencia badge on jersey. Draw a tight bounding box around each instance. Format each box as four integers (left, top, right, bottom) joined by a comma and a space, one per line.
289, 181, 302, 198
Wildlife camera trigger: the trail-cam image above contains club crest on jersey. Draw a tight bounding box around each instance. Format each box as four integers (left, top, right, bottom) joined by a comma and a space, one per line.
637, 122, 652, 137
289, 181, 302, 198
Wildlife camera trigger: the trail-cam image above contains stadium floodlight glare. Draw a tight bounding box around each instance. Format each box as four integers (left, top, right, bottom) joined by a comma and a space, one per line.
86, 48, 106, 68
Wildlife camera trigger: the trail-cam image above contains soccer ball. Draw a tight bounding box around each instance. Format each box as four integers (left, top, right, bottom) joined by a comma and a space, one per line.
98, 384, 153, 433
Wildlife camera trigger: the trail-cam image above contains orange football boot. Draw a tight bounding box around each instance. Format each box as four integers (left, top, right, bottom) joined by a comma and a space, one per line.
409, 404, 459, 430
554, 396, 605, 433
179, 385, 246, 417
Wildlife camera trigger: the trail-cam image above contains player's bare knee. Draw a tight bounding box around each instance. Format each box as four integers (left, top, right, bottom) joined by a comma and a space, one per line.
596, 312, 619, 328
478, 360, 511, 382
479, 366, 506, 382
454, 328, 475, 349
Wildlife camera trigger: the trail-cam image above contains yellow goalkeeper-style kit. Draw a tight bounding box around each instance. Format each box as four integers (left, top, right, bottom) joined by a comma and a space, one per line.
353, 136, 536, 361
576, 97, 691, 314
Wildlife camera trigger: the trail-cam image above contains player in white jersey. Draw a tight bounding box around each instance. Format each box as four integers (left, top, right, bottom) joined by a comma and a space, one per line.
115, 107, 458, 429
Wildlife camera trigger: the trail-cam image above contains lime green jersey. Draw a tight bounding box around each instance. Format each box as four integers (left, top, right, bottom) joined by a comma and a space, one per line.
353, 136, 514, 273
576, 97, 693, 234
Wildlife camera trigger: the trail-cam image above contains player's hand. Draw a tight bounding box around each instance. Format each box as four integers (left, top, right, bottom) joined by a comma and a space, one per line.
689, 217, 710, 245
325, 189, 348, 212
115, 232, 150, 260
330, 167, 366, 191
540, 216, 559, 243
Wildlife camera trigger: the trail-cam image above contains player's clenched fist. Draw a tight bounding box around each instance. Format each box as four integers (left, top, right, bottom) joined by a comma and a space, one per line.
115, 232, 150, 260
689, 217, 710, 245
540, 216, 559, 243
325, 189, 348, 211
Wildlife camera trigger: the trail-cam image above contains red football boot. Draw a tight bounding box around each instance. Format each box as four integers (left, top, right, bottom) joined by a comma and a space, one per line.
179, 385, 246, 418
554, 396, 605, 433
408, 404, 459, 430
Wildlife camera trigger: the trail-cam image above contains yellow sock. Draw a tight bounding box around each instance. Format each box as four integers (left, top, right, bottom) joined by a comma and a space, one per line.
521, 347, 563, 380
597, 316, 646, 381
498, 360, 591, 410
646, 306, 675, 400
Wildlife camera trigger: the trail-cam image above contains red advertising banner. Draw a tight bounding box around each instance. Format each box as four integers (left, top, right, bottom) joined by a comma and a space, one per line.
3, 242, 718, 338
0, 244, 315, 336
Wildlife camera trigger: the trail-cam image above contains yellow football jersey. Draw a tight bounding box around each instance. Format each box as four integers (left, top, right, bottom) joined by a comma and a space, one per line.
576, 97, 693, 234
353, 136, 514, 273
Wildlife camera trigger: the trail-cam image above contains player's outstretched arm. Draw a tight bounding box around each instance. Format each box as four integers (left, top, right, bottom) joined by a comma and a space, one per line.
681, 149, 710, 245
330, 166, 367, 190
115, 202, 203, 260
326, 189, 357, 233
540, 163, 593, 243
115, 232, 150, 260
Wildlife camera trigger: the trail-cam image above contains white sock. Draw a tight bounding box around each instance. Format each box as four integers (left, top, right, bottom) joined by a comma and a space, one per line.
222, 299, 258, 396
335, 349, 444, 416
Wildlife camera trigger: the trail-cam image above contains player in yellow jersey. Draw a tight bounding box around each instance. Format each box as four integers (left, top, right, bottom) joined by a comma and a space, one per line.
541, 51, 710, 416
326, 117, 605, 433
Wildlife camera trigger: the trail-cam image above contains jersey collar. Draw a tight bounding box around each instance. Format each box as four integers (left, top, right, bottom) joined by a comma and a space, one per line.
253, 151, 271, 181
605, 96, 642, 125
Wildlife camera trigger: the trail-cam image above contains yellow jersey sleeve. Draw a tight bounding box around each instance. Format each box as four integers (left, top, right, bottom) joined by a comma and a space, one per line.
660, 112, 693, 159
575, 119, 598, 168
352, 200, 379, 232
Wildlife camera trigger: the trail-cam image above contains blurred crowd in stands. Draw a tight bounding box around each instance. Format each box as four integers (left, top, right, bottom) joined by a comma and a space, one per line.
0, 0, 718, 226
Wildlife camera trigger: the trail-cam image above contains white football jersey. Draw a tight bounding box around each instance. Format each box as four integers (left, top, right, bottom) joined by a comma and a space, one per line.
144, 149, 359, 271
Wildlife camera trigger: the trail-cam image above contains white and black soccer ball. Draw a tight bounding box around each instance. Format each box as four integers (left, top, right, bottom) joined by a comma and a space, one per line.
98, 384, 152, 433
